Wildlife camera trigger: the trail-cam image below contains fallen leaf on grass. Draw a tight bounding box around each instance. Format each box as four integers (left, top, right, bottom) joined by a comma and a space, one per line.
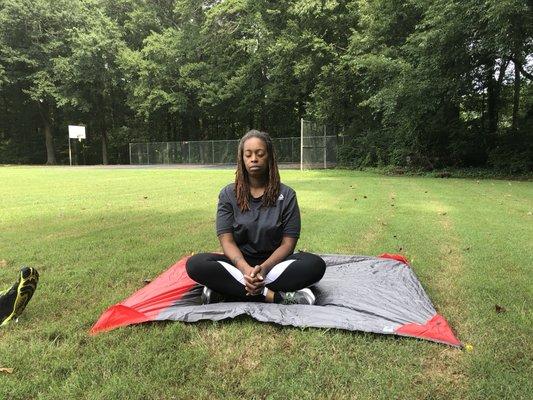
527, 211, 532, 216
0, 259, 7, 268
0, 368, 13, 374
495, 304, 507, 313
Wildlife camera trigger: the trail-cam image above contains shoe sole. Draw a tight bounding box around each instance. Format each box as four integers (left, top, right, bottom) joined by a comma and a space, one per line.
0, 267, 39, 327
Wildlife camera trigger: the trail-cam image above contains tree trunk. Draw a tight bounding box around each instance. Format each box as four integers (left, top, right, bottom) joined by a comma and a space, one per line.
100, 110, 109, 165
486, 59, 509, 135
512, 60, 521, 131
486, 65, 497, 134
199, 116, 204, 139
248, 113, 254, 131
513, 56, 533, 80
38, 102, 56, 165
43, 121, 56, 165
102, 129, 109, 165
166, 114, 172, 141
260, 66, 267, 130
99, 94, 109, 165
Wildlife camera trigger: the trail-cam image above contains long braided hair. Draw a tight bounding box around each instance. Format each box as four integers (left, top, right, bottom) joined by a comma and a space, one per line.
235, 130, 281, 212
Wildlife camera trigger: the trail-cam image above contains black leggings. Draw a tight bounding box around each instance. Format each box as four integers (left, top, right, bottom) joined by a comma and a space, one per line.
186, 252, 326, 301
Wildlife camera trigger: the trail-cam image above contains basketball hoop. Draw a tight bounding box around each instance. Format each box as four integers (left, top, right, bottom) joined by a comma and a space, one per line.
68, 125, 86, 166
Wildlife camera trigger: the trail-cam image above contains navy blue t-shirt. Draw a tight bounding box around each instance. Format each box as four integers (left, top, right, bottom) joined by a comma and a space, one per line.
216, 183, 301, 261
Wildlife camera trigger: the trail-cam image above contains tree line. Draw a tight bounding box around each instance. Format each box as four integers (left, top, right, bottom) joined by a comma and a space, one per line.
0, 0, 531, 172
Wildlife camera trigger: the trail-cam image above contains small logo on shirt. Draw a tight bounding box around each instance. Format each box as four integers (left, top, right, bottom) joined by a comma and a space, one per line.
278, 194, 284, 201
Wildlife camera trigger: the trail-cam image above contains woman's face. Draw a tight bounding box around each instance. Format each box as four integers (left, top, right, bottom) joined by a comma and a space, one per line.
242, 137, 269, 177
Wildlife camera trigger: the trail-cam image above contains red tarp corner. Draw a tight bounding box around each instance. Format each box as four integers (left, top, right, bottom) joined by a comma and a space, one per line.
379, 253, 410, 266
90, 257, 198, 334
395, 314, 462, 347
90, 304, 149, 335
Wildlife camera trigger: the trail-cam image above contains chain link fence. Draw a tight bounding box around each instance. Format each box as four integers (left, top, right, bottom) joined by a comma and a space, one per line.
129, 135, 344, 167
300, 119, 340, 169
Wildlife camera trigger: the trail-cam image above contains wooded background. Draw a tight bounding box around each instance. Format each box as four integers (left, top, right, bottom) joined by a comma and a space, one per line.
0, 0, 531, 172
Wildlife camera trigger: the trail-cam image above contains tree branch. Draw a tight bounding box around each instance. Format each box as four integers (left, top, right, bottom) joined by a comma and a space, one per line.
512, 57, 533, 81
497, 58, 509, 86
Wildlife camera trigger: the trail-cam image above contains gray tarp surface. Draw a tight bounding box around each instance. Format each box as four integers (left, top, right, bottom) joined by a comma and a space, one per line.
92, 254, 461, 346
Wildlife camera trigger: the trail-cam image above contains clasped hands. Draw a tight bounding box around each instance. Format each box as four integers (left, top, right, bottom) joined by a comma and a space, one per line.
243, 265, 265, 296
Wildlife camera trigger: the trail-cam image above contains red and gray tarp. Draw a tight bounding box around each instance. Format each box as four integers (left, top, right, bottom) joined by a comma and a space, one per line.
91, 254, 461, 347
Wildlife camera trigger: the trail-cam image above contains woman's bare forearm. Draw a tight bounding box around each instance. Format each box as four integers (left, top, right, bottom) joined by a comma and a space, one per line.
218, 233, 251, 273
259, 237, 297, 275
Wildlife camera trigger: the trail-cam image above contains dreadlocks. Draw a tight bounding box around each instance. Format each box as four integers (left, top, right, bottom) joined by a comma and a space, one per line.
235, 130, 281, 212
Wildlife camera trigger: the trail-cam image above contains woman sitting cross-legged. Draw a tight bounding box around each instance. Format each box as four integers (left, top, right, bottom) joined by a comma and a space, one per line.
186, 130, 326, 305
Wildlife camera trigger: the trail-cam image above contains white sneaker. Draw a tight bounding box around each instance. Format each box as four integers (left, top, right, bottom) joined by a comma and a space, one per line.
279, 288, 316, 305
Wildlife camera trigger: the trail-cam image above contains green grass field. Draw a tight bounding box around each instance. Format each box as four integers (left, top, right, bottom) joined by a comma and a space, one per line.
0, 166, 531, 399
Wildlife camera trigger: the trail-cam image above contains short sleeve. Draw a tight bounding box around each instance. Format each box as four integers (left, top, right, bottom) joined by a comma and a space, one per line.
216, 187, 234, 235
282, 190, 301, 238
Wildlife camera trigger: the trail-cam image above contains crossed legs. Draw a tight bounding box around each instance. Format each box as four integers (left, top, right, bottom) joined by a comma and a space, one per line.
185, 252, 326, 302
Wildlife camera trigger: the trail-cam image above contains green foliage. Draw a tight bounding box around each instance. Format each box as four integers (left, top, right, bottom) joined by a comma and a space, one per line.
0, 0, 531, 170
337, 129, 394, 168
488, 128, 533, 174
0, 0, 85, 99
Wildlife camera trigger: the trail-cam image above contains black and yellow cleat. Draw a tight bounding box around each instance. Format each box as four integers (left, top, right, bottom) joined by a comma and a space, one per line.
0, 267, 39, 327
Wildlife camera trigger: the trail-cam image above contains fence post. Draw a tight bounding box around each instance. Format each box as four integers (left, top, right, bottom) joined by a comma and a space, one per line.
146, 143, 149, 164
291, 137, 294, 163
212, 140, 215, 164
300, 118, 304, 171
323, 125, 327, 169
